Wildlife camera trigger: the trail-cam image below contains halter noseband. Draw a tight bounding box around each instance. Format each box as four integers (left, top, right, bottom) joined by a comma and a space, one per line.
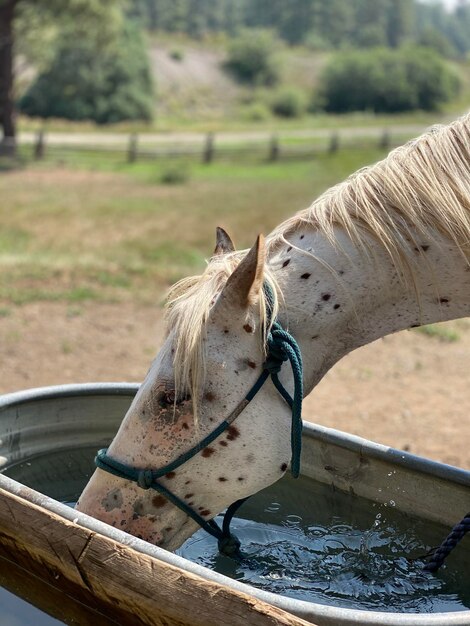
95, 283, 303, 557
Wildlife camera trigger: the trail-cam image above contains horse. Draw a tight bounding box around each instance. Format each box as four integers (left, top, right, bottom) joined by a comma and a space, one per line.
76, 113, 470, 553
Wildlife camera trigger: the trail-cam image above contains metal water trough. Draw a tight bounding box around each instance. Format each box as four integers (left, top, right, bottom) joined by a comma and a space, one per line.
0, 383, 469, 626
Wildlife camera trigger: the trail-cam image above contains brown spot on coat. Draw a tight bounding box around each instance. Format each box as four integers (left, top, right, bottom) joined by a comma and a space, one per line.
152, 495, 167, 508
301, 273, 311, 279
243, 323, 253, 333
287, 246, 292, 252
280, 463, 288, 472
439, 298, 449, 303
322, 293, 331, 301
237, 477, 244, 481
247, 360, 256, 369
165, 527, 173, 532
334, 303, 341, 309
227, 425, 240, 441
219, 440, 228, 447
166, 471, 176, 479
218, 477, 228, 482
204, 391, 215, 401
200, 509, 211, 516
184, 493, 194, 499
182, 422, 189, 430
202, 447, 215, 457
282, 259, 290, 268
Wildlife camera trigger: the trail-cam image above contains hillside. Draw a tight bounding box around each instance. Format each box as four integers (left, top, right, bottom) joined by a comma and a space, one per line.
148, 37, 469, 128
148, 37, 330, 124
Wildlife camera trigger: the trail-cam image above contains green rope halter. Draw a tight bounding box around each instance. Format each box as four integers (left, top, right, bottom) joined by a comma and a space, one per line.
95, 282, 304, 557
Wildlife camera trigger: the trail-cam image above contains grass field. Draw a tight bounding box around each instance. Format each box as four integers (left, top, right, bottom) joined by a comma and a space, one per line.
0, 148, 389, 305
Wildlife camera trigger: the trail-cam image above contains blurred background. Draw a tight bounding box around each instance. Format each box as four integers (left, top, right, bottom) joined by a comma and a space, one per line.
0, 0, 469, 467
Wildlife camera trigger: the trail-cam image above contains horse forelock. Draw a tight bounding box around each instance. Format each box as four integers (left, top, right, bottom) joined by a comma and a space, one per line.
268, 112, 470, 279
163, 252, 279, 422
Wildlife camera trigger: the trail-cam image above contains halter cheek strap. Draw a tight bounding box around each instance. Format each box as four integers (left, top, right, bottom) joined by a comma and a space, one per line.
95, 283, 304, 557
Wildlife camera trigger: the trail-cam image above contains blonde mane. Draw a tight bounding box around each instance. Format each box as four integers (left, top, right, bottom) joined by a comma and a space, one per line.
269, 113, 470, 275
165, 113, 470, 417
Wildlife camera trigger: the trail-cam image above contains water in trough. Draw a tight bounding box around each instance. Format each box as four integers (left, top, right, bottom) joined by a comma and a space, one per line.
1, 445, 469, 623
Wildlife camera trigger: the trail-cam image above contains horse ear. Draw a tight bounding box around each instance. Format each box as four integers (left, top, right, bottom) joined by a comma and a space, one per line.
221, 234, 265, 308
213, 227, 235, 256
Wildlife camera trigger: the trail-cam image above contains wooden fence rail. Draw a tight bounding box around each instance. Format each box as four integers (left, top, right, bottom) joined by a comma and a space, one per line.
24, 128, 410, 165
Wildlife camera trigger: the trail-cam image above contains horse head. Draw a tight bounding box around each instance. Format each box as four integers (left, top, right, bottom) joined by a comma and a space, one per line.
76, 228, 293, 550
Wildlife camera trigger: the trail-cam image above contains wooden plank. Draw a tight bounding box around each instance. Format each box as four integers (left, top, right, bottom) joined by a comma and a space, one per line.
0, 556, 122, 625
0, 488, 316, 626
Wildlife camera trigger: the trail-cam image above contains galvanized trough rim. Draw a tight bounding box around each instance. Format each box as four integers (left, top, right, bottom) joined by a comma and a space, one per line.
1, 382, 469, 626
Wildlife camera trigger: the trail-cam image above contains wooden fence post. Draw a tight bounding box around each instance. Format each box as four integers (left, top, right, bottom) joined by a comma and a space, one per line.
380, 129, 391, 150
34, 129, 45, 160
203, 132, 215, 164
127, 133, 138, 163
329, 131, 339, 153
269, 134, 280, 161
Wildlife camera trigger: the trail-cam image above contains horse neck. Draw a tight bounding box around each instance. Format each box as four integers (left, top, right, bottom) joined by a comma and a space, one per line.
268, 225, 470, 395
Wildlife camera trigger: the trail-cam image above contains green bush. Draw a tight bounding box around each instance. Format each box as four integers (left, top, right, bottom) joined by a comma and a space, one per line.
240, 101, 271, 121
270, 87, 307, 118
418, 27, 455, 58
169, 48, 185, 62
224, 30, 281, 86
318, 47, 460, 113
160, 162, 191, 185
19, 21, 154, 124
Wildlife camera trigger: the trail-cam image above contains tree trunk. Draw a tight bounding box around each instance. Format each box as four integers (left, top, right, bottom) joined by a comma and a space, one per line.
0, 0, 17, 156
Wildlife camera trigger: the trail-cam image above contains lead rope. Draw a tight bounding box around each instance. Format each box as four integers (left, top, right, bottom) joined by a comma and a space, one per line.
422, 513, 470, 573
95, 282, 304, 557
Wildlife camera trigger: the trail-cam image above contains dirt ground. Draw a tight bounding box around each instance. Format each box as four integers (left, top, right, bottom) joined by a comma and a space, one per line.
1, 302, 469, 470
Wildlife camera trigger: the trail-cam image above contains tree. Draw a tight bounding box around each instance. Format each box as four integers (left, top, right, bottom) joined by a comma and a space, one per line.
0, 0, 121, 155
0, 1, 18, 155
19, 20, 154, 124
386, 0, 413, 48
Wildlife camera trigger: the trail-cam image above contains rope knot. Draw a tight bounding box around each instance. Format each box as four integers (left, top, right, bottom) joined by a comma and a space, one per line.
218, 533, 242, 557
264, 334, 288, 374
137, 469, 154, 490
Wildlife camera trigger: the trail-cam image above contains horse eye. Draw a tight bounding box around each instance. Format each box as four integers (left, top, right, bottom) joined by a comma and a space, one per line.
159, 390, 190, 407
159, 390, 176, 407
